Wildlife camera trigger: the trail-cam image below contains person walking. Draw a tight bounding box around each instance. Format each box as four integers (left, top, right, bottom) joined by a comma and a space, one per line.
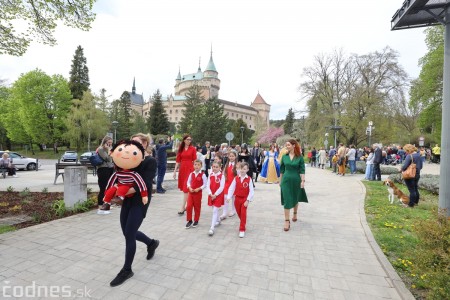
155, 136, 173, 194
401, 144, 423, 208
310, 147, 317, 167
328, 146, 336, 169
251, 142, 262, 182
109, 133, 158, 287
372, 143, 382, 181
185, 160, 207, 229
206, 161, 225, 236
226, 162, 254, 238
220, 150, 238, 220
337, 143, 347, 176
173, 135, 197, 215
279, 139, 308, 232
96, 136, 114, 208
260, 144, 280, 184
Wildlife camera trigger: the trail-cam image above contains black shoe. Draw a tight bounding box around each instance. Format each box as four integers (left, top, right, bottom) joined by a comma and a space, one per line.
185, 221, 193, 229
110, 269, 134, 287
192, 221, 198, 228
156, 189, 165, 194
147, 240, 159, 260
161, 188, 167, 192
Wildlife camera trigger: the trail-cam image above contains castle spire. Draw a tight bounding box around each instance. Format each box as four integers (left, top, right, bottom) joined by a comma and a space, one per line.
205, 47, 217, 72
198, 57, 201, 72
176, 66, 181, 80
132, 77, 136, 94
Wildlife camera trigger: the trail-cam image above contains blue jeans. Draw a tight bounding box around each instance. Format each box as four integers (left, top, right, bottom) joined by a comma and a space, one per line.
365, 164, 373, 179
349, 160, 356, 174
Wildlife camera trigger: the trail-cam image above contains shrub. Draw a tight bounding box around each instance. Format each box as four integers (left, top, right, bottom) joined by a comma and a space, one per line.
41, 187, 48, 193
51, 199, 66, 217
6, 186, 14, 192
19, 188, 31, 197
389, 174, 440, 195
356, 161, 399, 175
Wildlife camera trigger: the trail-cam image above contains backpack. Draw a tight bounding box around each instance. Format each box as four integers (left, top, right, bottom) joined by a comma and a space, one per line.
89, 152, 104, 166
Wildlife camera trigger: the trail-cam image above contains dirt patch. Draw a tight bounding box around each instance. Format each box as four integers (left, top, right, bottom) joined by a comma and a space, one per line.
0, 191, 96, 229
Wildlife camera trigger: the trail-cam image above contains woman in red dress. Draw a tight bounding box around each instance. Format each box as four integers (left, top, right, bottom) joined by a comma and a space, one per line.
173, 135, 197, 215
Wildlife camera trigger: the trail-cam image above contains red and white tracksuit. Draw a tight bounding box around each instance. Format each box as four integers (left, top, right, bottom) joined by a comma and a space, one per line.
227, 175, 254, 232
186, 170, 207, 222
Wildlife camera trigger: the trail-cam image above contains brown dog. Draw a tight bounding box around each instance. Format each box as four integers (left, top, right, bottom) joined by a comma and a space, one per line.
383, 179, 409, 205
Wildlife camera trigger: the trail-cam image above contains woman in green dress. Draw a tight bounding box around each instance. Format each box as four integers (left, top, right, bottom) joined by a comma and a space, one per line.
279, 139, 308, 231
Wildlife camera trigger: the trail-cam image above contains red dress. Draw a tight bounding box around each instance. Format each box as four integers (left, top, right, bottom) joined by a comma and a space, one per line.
208, 173, 224, 207
224, 163, 235, 196
176, 146, 197, 192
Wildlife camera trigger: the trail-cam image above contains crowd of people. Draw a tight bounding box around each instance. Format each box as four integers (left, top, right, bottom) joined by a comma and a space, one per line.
93, 134, 308, 287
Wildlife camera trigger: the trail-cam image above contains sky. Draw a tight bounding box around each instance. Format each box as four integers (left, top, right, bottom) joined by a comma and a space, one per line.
1, 0, 429, 120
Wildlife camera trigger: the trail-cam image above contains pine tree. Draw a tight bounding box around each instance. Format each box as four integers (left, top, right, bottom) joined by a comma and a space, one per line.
95, 88, 110, 114
69, 45, 90, 100
283, 108, 295, 135
110, 91, 132, 141
178, 84, 204, 136
147, 89, 170, 135
197, 97, 228, 145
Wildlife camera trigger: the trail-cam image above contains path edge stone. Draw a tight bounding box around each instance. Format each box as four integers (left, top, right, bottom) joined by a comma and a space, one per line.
357, 180, 416, 300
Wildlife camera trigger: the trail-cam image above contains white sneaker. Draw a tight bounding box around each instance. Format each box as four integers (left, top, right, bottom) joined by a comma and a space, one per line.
97, 210, 111, 215
215, 221, 221, 227
239, 231, 245, 238
208, 229, 214, 236
219, 215, 227, 221
228, 213, 235, 218
13, 175, 18, 178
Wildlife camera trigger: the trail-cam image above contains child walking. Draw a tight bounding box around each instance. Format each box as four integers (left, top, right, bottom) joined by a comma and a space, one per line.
220, 150, 238, 220
185, 160, 207, 229
227, 162, 254, 238
206, 161, 225, 236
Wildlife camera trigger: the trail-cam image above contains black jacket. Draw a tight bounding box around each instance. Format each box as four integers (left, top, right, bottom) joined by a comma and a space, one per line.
373, 147, 382, 164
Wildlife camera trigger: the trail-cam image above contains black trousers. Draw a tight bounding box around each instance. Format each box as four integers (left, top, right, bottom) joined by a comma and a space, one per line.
120, 201, 154, 271
97, 167, 114, 206
372, 163, 381, 181
404, 176, 420, 207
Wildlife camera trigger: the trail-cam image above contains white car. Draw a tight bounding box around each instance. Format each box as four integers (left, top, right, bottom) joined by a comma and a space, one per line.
0, 151, 41, 170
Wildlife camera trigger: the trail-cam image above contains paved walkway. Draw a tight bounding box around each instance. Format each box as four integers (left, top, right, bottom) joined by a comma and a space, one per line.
0, 164, 418, 299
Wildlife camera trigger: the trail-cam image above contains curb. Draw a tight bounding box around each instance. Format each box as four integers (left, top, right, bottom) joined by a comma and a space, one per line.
357, 180, 416, 300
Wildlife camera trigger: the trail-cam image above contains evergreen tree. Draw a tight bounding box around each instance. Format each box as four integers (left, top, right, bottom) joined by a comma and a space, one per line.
109, 92, 132, 141
95, 88, 111, 114
147, 89, 170, 135
178, 84, 205, 137
197, 97, 228, 145
69, 45, 90, 100
231, 118, 251, 146
283, 108, 295, 135
131, 111, 148, 135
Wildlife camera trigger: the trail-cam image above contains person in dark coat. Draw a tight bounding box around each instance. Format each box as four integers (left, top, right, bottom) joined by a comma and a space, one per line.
401, 144, 423, 208
251, 142, 262, 182
372, 143, 382, 181
155, 136, 173, 193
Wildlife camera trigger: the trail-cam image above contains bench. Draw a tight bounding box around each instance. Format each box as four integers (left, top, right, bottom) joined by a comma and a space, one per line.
166, 160, 176, 171
54, 161, 97, 184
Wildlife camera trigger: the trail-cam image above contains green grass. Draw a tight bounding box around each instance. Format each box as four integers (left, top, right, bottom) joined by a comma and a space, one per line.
0, 225, 16, 234
364, 181, 449, 300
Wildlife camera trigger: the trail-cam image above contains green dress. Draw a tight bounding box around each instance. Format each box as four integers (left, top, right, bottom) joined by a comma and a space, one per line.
280, 154, 308, 209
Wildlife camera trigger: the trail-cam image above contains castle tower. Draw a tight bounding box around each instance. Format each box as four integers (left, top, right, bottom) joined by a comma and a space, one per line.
251, 92, 271, 129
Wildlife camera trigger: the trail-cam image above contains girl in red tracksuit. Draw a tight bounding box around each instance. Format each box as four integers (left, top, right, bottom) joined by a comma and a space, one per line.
206, 161, 225, 236
185, 160, 207, 229
220, 150, 238, 220
227, 162, 254, 238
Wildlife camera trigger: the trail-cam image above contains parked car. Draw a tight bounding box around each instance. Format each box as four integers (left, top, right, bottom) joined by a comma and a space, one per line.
0, 151, 41, 170
61, 151, 78, 162
79, 151, 95, 165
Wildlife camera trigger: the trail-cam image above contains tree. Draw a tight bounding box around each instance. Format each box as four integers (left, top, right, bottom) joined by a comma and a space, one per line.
257, 127, 284, 145
6, 69, 72, 148
64, 90, 109, 151
147, 89, 170, 135
300, 47, 409, 148
410, 26, 444, 143
131, 111, 148, 136
178, 84, 205, 137
95, 88, 111, 114
283, 108, 295, 135
69, 45, 90, 100
110, 91, 132, 141
0, 83, 12, 150
196, 97, 228, 145
0, 0, 96, 56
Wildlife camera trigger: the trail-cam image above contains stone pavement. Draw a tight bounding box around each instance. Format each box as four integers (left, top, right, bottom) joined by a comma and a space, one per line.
0, 164, 417, 299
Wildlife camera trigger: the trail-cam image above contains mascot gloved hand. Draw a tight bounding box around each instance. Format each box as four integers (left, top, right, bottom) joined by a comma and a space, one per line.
99, 140, 148, 212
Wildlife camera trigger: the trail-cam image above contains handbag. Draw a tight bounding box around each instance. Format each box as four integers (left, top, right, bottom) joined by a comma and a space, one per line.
89, 152, 104, 166
402, 154, 416, 179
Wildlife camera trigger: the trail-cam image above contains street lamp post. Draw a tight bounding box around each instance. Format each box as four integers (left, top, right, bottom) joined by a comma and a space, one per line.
366, 121, 374, 146
112, 121, 119, 144
240, 126, 245, 145
332, 98, 340, 148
